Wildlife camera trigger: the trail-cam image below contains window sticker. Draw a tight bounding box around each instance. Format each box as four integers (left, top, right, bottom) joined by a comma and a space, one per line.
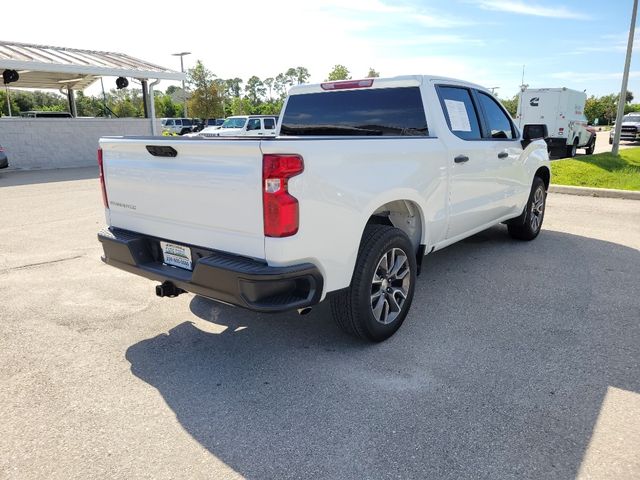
444, 99, 472, 132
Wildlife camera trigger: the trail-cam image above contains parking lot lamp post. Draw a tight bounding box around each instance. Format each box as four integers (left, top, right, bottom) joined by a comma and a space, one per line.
172, 52, 191, 118
612, 0, 637, 156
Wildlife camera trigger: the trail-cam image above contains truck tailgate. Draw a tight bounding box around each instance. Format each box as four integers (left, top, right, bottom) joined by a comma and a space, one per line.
100, 137, 265, 260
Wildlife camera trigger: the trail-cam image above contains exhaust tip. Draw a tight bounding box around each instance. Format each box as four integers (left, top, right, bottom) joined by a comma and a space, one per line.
297, 307, 312, 315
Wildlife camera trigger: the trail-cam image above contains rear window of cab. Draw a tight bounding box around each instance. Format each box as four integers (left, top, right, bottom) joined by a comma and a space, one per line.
280, 87, 428, 136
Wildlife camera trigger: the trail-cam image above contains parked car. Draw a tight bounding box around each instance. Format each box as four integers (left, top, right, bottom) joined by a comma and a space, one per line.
198, 115, 277, 137
609, 113, 640, 144
517, 87, 595, 157
0, 144, 7, 169
98, 75, 550, 342
19, 111, 73, 118
160, 118, 195, 135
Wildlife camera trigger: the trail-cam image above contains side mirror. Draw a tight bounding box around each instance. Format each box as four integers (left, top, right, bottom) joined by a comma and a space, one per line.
521, 124, 548, 148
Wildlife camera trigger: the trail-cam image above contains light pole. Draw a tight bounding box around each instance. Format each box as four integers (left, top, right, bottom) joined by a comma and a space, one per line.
612, 0, 637, 156
172, 51, 191, 118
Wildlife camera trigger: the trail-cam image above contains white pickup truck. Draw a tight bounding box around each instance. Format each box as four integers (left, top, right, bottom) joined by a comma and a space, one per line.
98, 75, 550, 342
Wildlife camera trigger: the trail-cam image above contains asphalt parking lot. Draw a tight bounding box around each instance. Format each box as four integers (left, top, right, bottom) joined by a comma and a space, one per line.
1, 167, 639, 480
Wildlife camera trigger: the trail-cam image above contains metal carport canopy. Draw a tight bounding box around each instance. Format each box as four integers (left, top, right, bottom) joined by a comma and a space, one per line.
0, 40, 185, 90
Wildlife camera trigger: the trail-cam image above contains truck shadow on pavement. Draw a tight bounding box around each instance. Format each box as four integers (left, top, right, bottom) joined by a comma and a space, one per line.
125, 226, 640, 479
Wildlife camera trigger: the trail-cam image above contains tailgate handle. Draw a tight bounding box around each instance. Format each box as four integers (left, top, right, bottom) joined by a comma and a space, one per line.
146, 145, 177, 157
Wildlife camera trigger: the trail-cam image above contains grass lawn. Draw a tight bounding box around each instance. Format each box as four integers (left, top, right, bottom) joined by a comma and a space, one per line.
551, 147, 640, 191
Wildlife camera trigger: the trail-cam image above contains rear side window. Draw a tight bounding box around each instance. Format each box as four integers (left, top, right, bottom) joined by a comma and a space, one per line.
280, 87, 428, 136
247, 119, 261, 130
437, 86, 481, 140
264, 118, 276, 130
477, 92, 514, 139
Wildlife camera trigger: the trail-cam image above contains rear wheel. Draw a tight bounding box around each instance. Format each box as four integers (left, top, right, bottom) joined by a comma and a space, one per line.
330, 225, 417, 342
508, 177, 546, 241
565, 140, 578, 158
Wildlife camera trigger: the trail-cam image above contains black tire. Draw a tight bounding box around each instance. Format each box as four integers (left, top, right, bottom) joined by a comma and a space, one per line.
585, 136, 595, 155
565, 140, 578, 158
180, 128, 190, 135
330, 225, 417, 342
609, 136, 613, 145
508, 177, 547, 241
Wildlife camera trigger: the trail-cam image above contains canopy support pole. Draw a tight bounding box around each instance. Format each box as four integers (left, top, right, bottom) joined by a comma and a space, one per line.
141, 79, 149, 118
148, 79, 161, 135
67, 88, 77, 117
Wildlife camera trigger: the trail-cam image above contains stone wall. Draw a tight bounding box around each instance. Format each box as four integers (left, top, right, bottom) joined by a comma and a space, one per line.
0, 118, 161, 170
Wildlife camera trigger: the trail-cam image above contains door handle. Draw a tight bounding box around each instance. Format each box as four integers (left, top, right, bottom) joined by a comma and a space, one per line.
498, 151, 509, 159
454, 155, 469, 163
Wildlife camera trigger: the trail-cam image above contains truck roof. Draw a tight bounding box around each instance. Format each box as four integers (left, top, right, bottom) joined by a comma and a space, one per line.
288, 75, 489, 95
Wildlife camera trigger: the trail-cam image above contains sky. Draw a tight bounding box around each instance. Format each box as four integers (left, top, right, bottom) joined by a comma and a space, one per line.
2, 0, 638, 99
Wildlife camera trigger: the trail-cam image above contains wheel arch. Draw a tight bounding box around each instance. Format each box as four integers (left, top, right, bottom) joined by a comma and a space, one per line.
362, 196, 429, 274
535, 166, 550, 190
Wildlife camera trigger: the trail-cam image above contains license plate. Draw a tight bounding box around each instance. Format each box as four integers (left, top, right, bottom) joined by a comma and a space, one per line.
160, 241, 192, 271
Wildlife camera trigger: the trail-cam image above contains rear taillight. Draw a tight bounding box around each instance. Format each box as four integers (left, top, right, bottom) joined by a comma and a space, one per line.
263, 154, 304, 237
97, 148, 109, 208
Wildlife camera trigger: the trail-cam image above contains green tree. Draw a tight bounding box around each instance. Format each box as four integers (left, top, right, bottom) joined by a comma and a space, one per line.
626, 91, 634, 103
326, 64, 351, 81
264, 77, 274, 100
76, 91, 105, 117
624, 103, 640, 114
186, 60, 223, 118
366, 67, 380, 78
166, 85, 180, 96
500, 95, 519, 118
0, 90, 19, 116
274, 73, 288, 99
225, 78, 243, 98
245, 76, 266, 105
229, 96, 253, 115
294, 67, 310, 84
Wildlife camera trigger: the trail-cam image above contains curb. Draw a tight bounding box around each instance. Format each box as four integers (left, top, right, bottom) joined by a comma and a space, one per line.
549, 184, 640, 200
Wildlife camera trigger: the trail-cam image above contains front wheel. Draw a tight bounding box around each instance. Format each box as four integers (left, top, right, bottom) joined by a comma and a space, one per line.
330, 225, 417, 342
508, 177, 547, 241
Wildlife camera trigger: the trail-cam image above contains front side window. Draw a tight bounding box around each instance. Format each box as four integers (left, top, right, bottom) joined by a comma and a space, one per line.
477, 92, 515, 139
280, 86, 428, 136
165, 119, 174, 126
437, 86, 481, 140
222, 117, 247, 128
